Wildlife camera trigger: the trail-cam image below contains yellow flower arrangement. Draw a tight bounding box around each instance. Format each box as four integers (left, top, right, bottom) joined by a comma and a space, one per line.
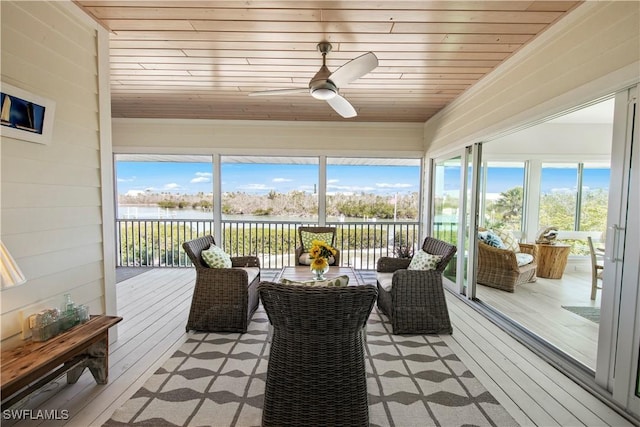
309, 240, 337, 271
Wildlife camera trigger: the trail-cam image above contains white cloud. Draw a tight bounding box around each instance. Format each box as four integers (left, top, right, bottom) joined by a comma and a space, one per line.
164, 183, 181, 190
376, 183, 413, 188
328, 184, 376, 192
190, 177, 210, 183
239, 183, 274, 191
118, 176, 136, 182
327, 179, 340, 184
190, 171, 212, 183
272, 177, 293, 183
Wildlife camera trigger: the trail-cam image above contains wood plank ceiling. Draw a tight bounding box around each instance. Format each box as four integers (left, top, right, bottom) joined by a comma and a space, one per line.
75, 1, 582, 122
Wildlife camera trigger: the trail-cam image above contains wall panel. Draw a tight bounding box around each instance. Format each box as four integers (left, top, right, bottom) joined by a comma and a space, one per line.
1, 1, 105, 345
113, 119, 425, 156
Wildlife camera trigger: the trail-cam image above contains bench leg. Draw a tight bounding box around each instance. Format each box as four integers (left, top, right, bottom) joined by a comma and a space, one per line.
67, 366, 86, 384
86, 335, 109, 384
66, 334, 110, 385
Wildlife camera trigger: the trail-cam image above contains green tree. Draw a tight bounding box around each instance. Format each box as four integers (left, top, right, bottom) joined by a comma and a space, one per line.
489, 186, 524, 229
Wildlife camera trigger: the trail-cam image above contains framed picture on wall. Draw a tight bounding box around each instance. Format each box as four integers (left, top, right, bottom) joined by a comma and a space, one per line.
1, 82, 55, 145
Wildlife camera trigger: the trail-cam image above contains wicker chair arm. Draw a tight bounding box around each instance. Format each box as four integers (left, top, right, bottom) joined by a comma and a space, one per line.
197, 266, 252, 283
390, 269, 443, 307
518, 243, 538, 261
231, 256, 260, 268
377, 257, 412, 272
478, 242, 519, 272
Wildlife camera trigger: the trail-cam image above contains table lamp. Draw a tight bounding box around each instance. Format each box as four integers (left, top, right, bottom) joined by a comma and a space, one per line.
1, 240, 26, 289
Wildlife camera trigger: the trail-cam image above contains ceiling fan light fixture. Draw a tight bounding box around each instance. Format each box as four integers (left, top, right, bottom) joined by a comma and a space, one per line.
310, 79, 338, 100
311, 87, 337, 100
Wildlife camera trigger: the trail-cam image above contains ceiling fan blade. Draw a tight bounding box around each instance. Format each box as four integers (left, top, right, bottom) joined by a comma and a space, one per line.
326, 94, 357, 118
248, 88, 307, 97
328, 52, 378, 87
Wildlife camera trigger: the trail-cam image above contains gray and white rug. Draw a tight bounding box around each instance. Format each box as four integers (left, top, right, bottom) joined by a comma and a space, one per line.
562, 305, 601, 323
104, 307, 517, 427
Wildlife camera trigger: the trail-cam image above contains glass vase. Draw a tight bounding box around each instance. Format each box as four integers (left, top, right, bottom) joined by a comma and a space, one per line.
311, 264, 330, 280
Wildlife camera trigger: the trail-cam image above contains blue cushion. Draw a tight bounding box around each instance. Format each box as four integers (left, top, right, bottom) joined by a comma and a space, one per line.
479, 230, 506, 249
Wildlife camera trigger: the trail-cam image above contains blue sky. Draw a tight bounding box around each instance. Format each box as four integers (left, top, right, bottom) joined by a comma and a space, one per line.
443, 166, 610, 194
116, 161, 421, 196
117, 161, 610, 197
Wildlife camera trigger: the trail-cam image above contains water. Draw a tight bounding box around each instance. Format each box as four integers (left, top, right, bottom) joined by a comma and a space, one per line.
117, 205, 417, 223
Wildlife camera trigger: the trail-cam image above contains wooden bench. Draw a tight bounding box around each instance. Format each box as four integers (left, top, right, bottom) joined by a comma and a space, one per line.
1, 315, 122, 409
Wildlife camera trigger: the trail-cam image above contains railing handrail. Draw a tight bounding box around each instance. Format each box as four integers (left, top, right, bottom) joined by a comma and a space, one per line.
115, 218, 422, 269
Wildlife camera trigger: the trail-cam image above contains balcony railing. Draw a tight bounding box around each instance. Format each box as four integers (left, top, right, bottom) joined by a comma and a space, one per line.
115, 219, 421, 270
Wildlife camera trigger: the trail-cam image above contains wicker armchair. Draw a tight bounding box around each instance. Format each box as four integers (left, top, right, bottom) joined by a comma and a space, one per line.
182, 235, 260, 333
376, 237, 457, 334
295, 226, 340, 266
476, 241, 538, 292
258, 282, 377, 427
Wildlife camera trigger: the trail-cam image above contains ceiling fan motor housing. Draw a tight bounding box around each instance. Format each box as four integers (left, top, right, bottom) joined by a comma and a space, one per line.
310, 79, 337, 100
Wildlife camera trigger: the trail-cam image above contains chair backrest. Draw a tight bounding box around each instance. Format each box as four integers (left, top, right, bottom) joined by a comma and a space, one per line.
421, 237, 457, 273
297, 226, 337, 250
258, 282, 377, 334
587, 236, 603, 270
182, 235, 216, 269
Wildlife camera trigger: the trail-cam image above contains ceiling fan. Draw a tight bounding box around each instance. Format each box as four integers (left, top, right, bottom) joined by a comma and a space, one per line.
248, 42, 378, 118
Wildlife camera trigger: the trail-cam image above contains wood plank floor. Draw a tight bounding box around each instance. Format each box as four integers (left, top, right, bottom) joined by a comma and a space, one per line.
4, 268, 633, 427
475, 271, 600, 369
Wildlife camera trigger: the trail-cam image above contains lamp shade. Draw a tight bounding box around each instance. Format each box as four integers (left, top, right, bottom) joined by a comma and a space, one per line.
1, 240, 26, 289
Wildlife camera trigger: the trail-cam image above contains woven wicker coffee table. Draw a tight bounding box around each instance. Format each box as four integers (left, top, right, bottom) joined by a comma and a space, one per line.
275, 266, 363, 285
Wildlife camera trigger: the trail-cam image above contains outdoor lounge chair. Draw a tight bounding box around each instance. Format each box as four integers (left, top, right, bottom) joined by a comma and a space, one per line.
258, 282, 377, 427
182, 235, 260, 333
295, 226, 340, 266
376, 237, 457, 334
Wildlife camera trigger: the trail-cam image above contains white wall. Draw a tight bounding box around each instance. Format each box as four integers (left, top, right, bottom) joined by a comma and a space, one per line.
112, 118, 424, 157
483, 123, 612, 161
424, 1, 640, 155
1, 1, 106, 348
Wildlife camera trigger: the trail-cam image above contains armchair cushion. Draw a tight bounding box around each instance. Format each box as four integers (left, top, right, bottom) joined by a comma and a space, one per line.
494, 229, 520, 253
300, 231, 335, 252
376, 272, 394, 292
478, 230, 506, 248
515, 253, 534, 267
408, 250, 443, 271
239, 267, 260, 283
299, 252, 336, 266
201, 244, 232, 268
280, 275, 350, 287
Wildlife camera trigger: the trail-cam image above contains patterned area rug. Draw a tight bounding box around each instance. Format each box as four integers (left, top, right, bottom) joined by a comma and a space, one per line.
562, 305, 601, 323
104, 307, 518, 427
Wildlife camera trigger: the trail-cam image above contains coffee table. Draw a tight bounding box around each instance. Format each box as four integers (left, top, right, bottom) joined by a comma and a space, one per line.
275, 266, 363, 285
266, 266, 369, 343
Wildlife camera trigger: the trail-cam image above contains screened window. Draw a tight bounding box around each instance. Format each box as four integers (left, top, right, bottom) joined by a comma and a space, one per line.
114, 154, 213, 219
481, 162, 526, 232
326, 158, 421, 222
220, 156, 319, 221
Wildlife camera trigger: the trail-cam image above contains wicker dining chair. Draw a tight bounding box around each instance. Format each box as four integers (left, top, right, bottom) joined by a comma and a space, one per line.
376, 237, 457, 334
182, 235, 260, 333
258, 282, 377, 427
295, 226, 340, 266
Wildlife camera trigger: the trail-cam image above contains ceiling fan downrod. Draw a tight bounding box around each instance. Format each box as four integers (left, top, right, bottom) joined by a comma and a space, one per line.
310, 42, 338, 100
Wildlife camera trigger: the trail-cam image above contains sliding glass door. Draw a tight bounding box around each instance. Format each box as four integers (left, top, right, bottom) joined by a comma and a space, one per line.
597, 85, 640, 418
430, 86, 640, 419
